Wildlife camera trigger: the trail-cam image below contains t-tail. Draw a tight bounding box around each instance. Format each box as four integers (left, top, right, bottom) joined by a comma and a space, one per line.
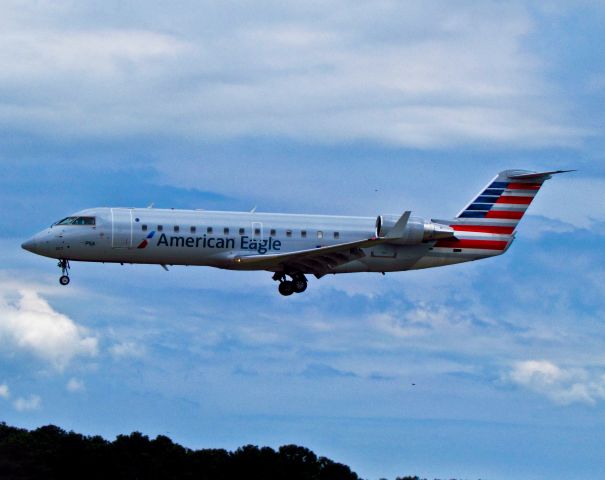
431, 169, 574, 258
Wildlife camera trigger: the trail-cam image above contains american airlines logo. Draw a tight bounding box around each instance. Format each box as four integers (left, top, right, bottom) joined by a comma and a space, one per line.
143, 233, 282, 254
137, 231, 156, 249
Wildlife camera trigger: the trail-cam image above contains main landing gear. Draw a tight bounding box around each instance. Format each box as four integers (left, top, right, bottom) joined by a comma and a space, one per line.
273, 272, 308, 296
58, 259, 70, 285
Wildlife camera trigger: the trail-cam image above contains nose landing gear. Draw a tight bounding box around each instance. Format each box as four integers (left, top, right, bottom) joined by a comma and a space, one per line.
58, 259, 70, 285
273, 272, 308, 296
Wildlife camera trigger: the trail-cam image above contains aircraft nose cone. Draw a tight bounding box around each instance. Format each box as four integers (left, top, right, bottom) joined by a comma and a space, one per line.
21, 238, 37, 253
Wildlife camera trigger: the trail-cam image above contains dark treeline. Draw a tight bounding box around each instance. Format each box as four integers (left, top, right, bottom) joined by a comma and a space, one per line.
0, 422, 459, 480
0, 422, 356, 480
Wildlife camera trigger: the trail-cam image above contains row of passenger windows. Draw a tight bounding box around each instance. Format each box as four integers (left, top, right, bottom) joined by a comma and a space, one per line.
141, 224, 339, 239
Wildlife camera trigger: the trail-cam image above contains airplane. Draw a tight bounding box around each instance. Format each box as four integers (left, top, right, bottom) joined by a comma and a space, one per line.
21, 169, 572, 296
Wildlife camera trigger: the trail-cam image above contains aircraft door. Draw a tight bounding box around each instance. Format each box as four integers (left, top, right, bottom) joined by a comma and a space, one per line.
111, 208, 133, 248
251, 221, 263, 239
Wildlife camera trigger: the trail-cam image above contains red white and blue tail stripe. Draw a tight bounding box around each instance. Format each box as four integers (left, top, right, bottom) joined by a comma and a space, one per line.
431, 169, 573, 257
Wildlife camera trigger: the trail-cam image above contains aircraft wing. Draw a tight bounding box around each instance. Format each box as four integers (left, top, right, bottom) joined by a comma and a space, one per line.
233, 211, 412, 277
233, 236, 385, 275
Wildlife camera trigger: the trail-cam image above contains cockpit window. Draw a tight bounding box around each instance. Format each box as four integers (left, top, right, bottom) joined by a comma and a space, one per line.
73, 217, 95, 225
54, 216, 96, 226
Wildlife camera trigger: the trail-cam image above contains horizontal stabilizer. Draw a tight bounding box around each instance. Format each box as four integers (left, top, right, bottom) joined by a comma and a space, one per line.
508, 169, 576, 180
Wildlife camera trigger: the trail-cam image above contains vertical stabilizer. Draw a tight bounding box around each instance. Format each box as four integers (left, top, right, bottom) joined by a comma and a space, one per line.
430, 169, 573, 257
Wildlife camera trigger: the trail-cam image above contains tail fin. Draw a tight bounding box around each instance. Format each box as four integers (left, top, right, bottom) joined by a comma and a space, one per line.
431, 169, 573, 256
455, 169, 573, 232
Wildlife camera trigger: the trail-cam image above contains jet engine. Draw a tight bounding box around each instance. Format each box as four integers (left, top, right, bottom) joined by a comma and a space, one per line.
375, 214, 454, 245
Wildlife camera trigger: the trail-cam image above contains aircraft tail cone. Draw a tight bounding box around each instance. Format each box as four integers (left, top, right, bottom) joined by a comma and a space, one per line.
423, 222, 455, 241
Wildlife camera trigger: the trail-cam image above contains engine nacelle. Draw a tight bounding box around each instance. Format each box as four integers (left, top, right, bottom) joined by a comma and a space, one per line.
376, 215, 454, 244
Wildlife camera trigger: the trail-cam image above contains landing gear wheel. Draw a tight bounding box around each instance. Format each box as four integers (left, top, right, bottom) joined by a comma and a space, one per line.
278, 281, 294, 296
58, 259, 70, 286
293, 278, 307, 293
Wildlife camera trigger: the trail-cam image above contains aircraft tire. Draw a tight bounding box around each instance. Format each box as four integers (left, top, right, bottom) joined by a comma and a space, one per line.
278, 281, 294, 296
293, 278, 307, 293
59, 275, 70, 286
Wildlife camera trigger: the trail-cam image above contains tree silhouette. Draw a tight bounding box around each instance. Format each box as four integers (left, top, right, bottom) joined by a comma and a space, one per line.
0, 422, 360, 480
0, 422, 465, 480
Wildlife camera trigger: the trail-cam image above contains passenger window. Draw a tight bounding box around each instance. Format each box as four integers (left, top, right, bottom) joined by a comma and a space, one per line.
207, 227, 213, 234
286, 230, 292, 237
301, 230, 307, 238
224, 227, 229, 235
317, 231, 324, 239
239, 228, 245, 235
157, 225, 163, 232
142, 224, 148, 232
174, 226, 180, 232
190, 226, 196, 234
334, 231, 339, 239
270, 229, 276, 236
254, 228, 261, 236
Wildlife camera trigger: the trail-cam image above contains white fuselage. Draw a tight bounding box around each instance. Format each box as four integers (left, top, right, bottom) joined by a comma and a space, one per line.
22, 207, 486, 275
22, 168, 569, 294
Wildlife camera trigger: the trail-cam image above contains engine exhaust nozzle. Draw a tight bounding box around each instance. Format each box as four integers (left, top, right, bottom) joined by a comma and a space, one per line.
423, 222, 455, 240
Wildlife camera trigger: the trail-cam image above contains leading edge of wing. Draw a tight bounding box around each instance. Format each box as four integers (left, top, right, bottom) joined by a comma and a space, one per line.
232, 236, 386, 268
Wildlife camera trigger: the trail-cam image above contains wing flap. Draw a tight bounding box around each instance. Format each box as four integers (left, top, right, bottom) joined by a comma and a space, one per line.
285, 249, 366, 277
233, 236, 385, 269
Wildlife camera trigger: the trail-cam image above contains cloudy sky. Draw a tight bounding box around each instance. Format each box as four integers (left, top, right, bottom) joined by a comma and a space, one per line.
1, 1, 604, 478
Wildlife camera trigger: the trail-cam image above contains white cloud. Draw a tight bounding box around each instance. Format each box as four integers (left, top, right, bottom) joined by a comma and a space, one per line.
0, 383, 9, 399
66, 377, 85, 393
518, 215, 578, 239
109, 341, 145, 359
370, 304, 466, 340
13, 394, 41, 412
0, 1, 587, 147
506, 360, 605, 405
529, 177, 605, 228
0, 284, 98, 369
0, 29, 186, 79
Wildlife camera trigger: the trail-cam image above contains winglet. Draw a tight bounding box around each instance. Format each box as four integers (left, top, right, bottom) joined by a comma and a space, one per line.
385, 211, 411, 239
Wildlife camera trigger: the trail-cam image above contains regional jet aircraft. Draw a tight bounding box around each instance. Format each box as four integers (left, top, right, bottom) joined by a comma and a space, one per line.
22, 169, 571, 295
